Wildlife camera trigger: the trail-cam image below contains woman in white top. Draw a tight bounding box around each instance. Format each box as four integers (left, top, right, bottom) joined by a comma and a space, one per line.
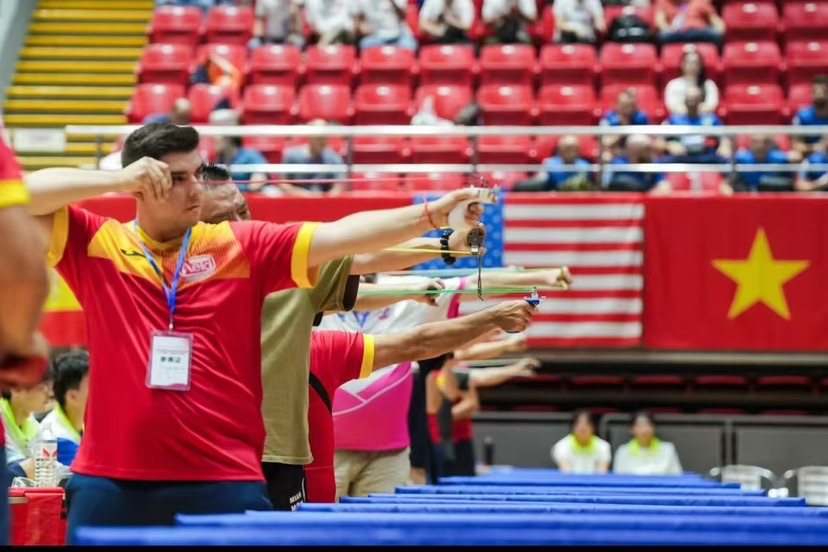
613, 411, 683, 476
553, 0, 606, 44
664, 49, 719, 116
551, 410, 612, 474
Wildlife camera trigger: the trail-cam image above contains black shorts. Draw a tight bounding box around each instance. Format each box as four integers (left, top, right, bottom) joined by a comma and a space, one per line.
435, 438, 476, 478
261, 462, 306, 511
408, 369, 435, 476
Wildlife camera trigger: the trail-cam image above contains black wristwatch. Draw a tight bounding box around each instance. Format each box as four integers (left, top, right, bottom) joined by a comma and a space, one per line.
440, 229, 456, 265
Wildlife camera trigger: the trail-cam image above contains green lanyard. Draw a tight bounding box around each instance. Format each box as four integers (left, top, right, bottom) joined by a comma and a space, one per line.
629, 437, 662, 456
569, 434, 597, 455
0, 399, 39, 450
54, 403, 82, 442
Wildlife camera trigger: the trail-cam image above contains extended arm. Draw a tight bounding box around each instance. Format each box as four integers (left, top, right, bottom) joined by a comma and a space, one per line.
470, 358, 541, 388
352, 279, 445, 311
451, 381, 480, 421
454, 334, 526, 361
457, 266, 572, 303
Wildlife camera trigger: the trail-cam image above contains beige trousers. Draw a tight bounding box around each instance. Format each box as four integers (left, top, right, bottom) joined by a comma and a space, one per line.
334, 448, 411, 499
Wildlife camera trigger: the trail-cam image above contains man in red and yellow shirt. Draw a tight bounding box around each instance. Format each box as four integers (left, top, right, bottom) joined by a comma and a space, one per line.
22, 123, 481, 536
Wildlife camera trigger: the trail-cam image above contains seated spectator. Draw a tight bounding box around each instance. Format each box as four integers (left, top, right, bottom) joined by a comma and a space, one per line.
420, 0, 475, 44
795, 150, 828, 192
191, 51, 243, 99
354, 0, 418, 51
250, 0, 304, 49
306, 0, 356, 45
664, 49, 718, 116
604, 134, 670, 193
515, 135, 592, 191
791, 75, 828, 163
143, 98, 193, 126
655, 0, 724, 49
40, 352, 89, 480
0, 373, 52, 480
731, 135, 792, 193
551, 410, 611, 474
600, 89, 650, 156
553, 0, 606, 45
613, 411, 683, 476
280, 119, 347, 196
482, 0, 538, 45
215, 135, 270, 192
661, 85, 730, 164
607, 5, 656, 44
157, 0, 216, 12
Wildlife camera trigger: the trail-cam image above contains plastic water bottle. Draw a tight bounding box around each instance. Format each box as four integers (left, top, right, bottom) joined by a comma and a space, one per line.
34, 424, 58, 488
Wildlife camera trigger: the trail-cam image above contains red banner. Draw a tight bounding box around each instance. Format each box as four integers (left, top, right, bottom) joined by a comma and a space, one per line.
643, 195, 828, 352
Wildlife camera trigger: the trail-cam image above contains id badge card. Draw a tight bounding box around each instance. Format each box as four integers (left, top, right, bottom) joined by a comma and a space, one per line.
147, 331, 193, 391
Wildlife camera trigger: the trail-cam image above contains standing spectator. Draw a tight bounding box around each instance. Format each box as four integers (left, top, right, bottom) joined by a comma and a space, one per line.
613, 412, 683, 476
553, 0, 606, 44
1, 374, 52, 480
143, 98, 193, 126
730, 135, 791, 192
661, 86, 730, 164
41, 352, 89, 479
482, 0, 538, 45
215, 136, 270, 192
600, 89, 651, 156
306, 0, 356, 45
604, 134, 669, 193
514, 135, 592, 191
250, 0, 305, 49
795, 150, 828, 192
655, 0, 724, 49
791, 75, 828, 163
354, 0, 418, 51
419, 0, 475, 44
551, 410, 611, 474
280, 120, 347, 196
664, 49, 719, 116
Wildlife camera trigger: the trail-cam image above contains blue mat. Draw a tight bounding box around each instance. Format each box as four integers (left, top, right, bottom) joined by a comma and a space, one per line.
351, 494, 807, 506
439, 476, 729, 488
397, 485, 762, 496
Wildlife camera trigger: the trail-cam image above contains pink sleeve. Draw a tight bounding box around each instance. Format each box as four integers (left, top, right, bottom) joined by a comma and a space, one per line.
234, 221, 320, 294
447, 276, 469, 320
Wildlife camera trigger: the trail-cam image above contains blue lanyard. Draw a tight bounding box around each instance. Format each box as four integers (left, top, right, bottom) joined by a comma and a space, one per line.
352, 311, 371, 329
133, 221, 192, 331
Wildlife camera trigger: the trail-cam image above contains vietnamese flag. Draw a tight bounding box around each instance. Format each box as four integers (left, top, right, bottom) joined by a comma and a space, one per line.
643, 196, 828, 352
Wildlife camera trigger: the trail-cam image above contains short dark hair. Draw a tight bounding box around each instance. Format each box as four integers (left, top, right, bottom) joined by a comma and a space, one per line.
50, 352, 89, 410
227, 136, 243, 149
813, 75, 828, 87
571, 409, 595, 430
121, 123, 200, 167
633, 410, 655, 427
201, 163, 231, 183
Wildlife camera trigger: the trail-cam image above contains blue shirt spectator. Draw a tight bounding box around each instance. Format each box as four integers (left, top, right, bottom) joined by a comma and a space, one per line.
282, 145, 345, 194
606, 157, 664, 192
215, 136, 269, 192
543, 156, 591, 189
665, 112, 723, 153
792, 76, 828, 161
797, 152, 828, 192
793, 106, 828, 145
603, 135, 666, 193
733, 137, 790, 192
601, 110, 649, 127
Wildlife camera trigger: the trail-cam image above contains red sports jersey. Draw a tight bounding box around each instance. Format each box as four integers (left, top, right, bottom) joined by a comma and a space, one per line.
428, 370, 474, 444
0, 137, 29, 209
49, 205, 318, 481
305, 331, 373, 503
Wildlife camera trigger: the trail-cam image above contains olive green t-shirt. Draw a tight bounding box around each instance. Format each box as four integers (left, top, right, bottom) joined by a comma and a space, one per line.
261, 256, 354, 464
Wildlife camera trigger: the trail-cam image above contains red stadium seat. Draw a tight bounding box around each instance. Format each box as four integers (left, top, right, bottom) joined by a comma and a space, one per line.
350, 173, 406, 193
723, 2, 780, 42
242, 136, 286, 164
599, 43, 658, 87
188, 83, 240, 123
477, 85, 536, 126
694, 376, 749, 389
536, 135, 599, 162
137, 43, 193, 87
351, 137, 410, 164
148, 6, 202, 46
359, 46, 416, 88
788, 83, 813, 112
569, 376, 625, 388
600, 84, 663, 122
786, 41, 828, 88
353, 84, 413, 125
481, 170, 529, 190
698, 409, 747, 415
721, 84, 787, 125
418, 44, 477, 87
241, 85, 295, 125
530, 6, 556, 47
760, 410, 810, 416
296, 84, 353, 124
756, 376, 814, 391
204, 5, 254, 45
476, 136, 536, 165
539, 44, 598, 88
248, 45, 303, 87
479, 44, 537, 87
538, 85, 599, 126
666, 172, 725, 193
196, 44, 248, 76
304, 45, 357, 87
410, 137, 472, 163
722, 41, 782, 87
630, 375, 686, 388
414, 85, 474, 122
660, 43, 720, 87
126, 83, 185, 123
406, 172, 466, 192
783, 2, 828, 43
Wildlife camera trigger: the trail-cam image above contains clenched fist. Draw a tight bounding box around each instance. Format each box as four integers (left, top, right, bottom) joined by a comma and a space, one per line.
0, 331, 50, 388
489, 300, 537, 334
410, 278, 446, 307
117, 157, 172, 201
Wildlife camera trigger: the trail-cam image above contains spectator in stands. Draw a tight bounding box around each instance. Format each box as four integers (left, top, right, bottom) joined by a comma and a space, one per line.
143, 98, 193, 126
354, 0, 418, 51
661, 85, 730, 164
515, 135, 592, 191
419, 0, 475, 44
795, 150, 828, 192
655, 0, 724, 49
604, 134, 670, 193
191, 50, 243, 100
607, 5, 655, 43
306, 0, 356, 45
482, 0, 538, 45
664, 49, 719, 116
791, 75, 828, 163
730, 135, 792, 193
551, 410, 611, 474
41, 352, 89, 480
613, 411, 683, 475
280, 119, 347, 196
600, 89, 650, 157
157, 0, 216, 12
250, 0, 305, 49
215, 135, 270, 192
553, 0, 606, 45
0, 373, 52, 480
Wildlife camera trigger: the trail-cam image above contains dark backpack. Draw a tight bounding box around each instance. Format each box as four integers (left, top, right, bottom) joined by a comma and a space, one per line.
609, 14, 655, 43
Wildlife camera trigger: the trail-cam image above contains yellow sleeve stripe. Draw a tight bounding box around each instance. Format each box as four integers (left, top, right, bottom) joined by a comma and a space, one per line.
47, 207, 70, 268
359, 334, 375, 379
291, 222, 320, 289
0, 180, 30, 209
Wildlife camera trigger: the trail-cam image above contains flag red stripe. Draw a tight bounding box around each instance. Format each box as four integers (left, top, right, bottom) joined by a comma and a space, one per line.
528, 337, 642, 348
506, 243, 643, 252
506, 194, 644, 205
506, 219, 643, 229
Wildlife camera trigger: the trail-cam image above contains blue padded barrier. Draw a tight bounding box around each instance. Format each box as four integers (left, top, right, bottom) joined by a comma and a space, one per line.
439, 476, 730, 488
396, 485, 764, 496
349, 494, 807, 506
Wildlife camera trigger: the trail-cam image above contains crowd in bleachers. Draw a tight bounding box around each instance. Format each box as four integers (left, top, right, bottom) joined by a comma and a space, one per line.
127, 0, 828, 194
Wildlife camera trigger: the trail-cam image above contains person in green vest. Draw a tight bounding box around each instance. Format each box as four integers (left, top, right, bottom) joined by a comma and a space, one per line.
613, 411, 683, 476
0, 372, 53, 480
551, 410, 611, 474
41, 352, 89, 480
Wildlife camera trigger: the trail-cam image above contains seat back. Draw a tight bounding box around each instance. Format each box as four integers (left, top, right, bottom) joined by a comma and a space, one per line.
305, 45, 357, 87
204, 5, 254, 45
784, 2, 828, 42
138, 43, 194, 87
723, 2, 779, 42
127, 83, 186, 123
539, 44, 597, 88
538, 85, 598, 126
479, 44, 537, 87
297, 84, 352, 124
353, 85, 412, 125
149, 6, 202, 46
419, 44, 476, 87
359, 46, 416, 88
249, 45, 303, 87
188, 83, 240, 124
414, 85, 474, 122
241, 85, 296, 125
787, 41, 828, 87
722, 41, 782, 86
477, 85, 535, 126
600, 43, 658, 87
